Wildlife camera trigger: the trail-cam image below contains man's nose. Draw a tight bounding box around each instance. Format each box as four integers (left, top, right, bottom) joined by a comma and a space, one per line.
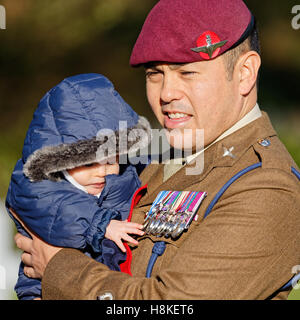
160, 75, 182, 104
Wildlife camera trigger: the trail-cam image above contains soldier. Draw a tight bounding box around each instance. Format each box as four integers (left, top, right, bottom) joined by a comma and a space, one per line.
13, 0, 300, 299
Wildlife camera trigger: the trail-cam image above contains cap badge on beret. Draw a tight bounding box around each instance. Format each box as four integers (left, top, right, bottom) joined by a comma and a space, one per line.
191, 31, 228, 60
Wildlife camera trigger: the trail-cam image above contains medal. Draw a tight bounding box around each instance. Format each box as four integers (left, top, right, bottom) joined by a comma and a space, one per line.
143, 190, 207, 239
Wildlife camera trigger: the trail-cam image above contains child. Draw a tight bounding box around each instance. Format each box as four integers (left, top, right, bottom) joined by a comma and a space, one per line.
6, 73, 151, 300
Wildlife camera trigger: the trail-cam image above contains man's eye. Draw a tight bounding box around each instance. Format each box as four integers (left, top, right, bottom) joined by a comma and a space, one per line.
180, 71, 196, 76
145, 71, 160, 78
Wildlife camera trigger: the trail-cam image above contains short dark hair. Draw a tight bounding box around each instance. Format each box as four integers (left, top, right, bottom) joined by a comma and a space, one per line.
223, 22, 261, 81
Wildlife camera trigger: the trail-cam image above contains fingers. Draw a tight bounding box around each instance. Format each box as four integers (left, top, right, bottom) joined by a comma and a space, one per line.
121, 222, 145, 236
125, 222, 144, 230
14, 233, 33, 253
123, 227, 144, 236
24, 267, 40, 279
121, 233, 139, 246
105, 220, 145, 251
21, 252, 33, 266
122, 220, 144, 230
21, 250, 41, 279
131, 229, 145, 236
115, 234, 140, 252
114, 239, 127, 253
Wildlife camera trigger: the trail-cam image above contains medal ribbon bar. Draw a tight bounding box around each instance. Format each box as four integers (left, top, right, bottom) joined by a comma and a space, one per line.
143, 190, 207, 239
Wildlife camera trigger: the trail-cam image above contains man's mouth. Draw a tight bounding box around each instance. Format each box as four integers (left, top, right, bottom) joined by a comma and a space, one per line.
167, 112, 189, 119
163, 111, 192, 128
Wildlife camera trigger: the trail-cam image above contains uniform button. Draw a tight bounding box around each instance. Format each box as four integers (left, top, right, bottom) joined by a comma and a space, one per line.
258, 139, 271, 147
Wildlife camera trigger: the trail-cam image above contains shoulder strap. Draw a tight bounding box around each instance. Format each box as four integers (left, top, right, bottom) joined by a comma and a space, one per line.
292, 167, 300, 180
146, 164, 300, 291
204, 163, 262, 219
281, 167, 300, 291
204, 163, 300, 292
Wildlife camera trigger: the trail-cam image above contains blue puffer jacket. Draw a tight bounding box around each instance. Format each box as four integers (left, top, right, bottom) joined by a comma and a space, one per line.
5, 73, 151, 300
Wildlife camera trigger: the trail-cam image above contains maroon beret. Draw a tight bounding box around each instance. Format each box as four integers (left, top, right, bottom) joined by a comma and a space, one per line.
130, 0, 254, 66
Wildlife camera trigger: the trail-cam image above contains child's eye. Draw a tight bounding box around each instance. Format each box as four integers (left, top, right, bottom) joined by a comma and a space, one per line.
84, 163, 94, 168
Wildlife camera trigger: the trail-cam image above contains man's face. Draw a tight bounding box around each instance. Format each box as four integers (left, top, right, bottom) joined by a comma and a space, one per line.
145, 57, 242, 150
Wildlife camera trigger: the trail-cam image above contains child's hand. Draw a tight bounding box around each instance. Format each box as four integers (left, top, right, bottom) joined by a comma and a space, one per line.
105, 220, 145, 252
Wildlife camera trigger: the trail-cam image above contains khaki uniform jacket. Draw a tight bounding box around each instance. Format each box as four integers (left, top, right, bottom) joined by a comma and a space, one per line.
42, 112, 300, 300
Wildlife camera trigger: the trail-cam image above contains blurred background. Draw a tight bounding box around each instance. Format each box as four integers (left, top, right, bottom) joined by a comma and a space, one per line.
0, 0, 299, 300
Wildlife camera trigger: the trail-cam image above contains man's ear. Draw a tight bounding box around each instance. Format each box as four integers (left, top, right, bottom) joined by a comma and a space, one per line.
237, 51, 261, 96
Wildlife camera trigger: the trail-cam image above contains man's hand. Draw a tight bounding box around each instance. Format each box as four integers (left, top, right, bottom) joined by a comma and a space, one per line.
11, 209, 63, 279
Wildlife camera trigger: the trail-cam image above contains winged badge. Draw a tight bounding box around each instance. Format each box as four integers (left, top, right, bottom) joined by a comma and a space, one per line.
191, 34, 227, 58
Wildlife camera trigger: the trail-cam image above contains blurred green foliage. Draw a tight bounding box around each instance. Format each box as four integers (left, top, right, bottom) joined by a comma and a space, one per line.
0, 0, 299, 300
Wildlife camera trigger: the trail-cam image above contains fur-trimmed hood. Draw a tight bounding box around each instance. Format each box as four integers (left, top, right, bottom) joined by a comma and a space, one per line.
22, 73, 152, 181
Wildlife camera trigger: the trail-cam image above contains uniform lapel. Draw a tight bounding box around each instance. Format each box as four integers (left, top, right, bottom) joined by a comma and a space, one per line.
213, 112, 277, 168
138, 142, 218, 206
138, 112, 277, 208
138, 163, 164, 207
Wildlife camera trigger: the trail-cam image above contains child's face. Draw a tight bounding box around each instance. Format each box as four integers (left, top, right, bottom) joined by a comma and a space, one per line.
67, 163, 120, 195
